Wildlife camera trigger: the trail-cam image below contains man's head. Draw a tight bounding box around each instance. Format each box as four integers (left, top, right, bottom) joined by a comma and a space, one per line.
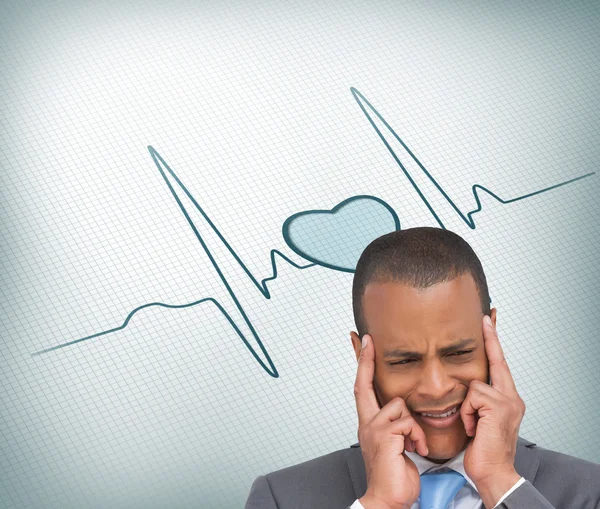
350, 227, 495, 462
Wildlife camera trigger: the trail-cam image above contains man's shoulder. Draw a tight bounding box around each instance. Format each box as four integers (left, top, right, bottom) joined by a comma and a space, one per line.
260, 443, 358, 502
265, 443, 354, 481
532, 441, 600, 482
516, 440, 600, 508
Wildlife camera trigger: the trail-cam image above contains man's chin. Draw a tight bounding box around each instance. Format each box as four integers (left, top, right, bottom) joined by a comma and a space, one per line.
421, 433, 470, 460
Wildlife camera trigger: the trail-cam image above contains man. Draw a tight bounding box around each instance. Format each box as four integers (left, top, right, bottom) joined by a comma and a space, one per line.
245, 227, 600, 508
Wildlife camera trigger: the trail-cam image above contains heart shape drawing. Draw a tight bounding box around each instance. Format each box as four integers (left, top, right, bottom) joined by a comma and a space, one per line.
282, 195, 400, 272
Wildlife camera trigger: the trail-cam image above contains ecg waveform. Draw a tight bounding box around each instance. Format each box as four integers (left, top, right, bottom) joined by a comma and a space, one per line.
31, 87, 595, 378
349, 87, 594, 230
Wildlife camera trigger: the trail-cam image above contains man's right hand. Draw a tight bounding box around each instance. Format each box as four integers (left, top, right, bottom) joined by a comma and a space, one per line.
354, 333, 429, 509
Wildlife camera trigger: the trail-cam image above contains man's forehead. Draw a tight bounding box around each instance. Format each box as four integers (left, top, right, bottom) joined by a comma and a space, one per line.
363, 273, 478, 299
362, 275, 482, 325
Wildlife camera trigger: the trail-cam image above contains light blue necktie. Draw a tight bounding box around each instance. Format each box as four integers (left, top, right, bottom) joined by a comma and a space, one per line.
419, 469, 467, 509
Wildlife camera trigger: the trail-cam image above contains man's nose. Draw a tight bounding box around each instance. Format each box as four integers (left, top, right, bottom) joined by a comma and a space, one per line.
417, 358, 455, 401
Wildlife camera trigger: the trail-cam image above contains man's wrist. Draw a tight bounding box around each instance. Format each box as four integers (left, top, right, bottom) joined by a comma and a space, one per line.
492, 477, 526, 508
475, 469, 523, 509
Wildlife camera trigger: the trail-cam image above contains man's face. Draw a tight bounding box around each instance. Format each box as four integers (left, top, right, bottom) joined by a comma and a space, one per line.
350, 272, 495, 462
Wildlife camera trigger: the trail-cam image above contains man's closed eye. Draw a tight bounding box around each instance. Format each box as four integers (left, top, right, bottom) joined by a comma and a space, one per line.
389, 350, 474, 366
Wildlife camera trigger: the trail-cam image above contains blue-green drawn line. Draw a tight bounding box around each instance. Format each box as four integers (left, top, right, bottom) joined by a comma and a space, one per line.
350, 87, 595, 230
31, 147, 318, 378
30, 87, 595, 379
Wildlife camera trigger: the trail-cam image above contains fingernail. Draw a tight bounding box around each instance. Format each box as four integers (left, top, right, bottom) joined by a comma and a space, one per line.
362, 335, 369, 348
484, 315, 493, 327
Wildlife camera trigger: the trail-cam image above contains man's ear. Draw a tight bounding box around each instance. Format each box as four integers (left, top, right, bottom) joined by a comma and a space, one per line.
350, 331, 362, 362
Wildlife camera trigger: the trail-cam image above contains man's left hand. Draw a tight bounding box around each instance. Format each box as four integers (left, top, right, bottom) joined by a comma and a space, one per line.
461, 314, 526, 507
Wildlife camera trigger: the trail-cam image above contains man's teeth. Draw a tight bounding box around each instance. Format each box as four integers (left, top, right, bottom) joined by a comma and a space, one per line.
420, 406, 458, 418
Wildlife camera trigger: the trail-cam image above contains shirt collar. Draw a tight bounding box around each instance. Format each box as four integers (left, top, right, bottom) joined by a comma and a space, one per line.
404, 447, 478, 493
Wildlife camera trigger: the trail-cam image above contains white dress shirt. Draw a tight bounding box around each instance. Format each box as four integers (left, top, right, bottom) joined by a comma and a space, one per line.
350, 447, 525, 509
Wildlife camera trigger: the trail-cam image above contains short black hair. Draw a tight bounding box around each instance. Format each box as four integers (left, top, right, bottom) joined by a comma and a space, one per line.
352, 226, 491, 338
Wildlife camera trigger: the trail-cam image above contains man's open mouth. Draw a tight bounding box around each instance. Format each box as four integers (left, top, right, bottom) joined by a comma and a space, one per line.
418, 405, 459, 418
414, 404, 462, 428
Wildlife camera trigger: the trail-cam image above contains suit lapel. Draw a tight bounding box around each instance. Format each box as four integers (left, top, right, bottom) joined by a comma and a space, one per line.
345, 435, 540, 500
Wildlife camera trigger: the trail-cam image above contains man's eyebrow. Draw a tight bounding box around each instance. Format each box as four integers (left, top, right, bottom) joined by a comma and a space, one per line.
382, 338, 477, 358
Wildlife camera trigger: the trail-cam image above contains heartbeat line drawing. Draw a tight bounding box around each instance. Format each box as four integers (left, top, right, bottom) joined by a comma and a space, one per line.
31, 87, 595, 378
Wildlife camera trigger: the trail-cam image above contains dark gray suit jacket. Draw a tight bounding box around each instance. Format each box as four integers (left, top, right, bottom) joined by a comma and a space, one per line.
245, 436, 600, 508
